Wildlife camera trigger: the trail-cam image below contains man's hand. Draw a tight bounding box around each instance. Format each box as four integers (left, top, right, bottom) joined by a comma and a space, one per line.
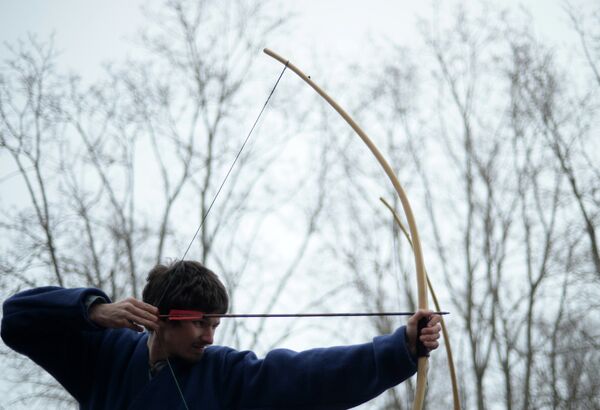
89, 298, 160, 332
406, 310, 442, 357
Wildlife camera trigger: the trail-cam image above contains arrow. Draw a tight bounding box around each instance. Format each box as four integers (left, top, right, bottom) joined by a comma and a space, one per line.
160, 310, 449, 320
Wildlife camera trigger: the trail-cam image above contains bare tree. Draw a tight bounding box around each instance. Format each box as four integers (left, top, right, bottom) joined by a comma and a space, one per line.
506, 14, 600, 408
354, 3, 600, 409
565, 1, 600, 88
0, 1, 322, 407
0, 36, 66, 289
415, 5, 600, 410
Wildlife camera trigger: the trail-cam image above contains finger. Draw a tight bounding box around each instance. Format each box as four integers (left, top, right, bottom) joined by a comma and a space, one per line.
128, 298, 160, 315
127, 304, 159, 323
408, 309, 433, 325
120, 298, 158, 317
420, 333, 440, 343
420, 332, 441, 342
126, 309, 159, 331
420, 324, 441, 337
421, 323, 442, 335
120, 300, 159, 321
423, 340, 439, 350
127, 320, 144, 333
428, 315, 441, 326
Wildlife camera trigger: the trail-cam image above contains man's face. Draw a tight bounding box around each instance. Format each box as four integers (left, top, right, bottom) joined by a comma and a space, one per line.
159, 317, 220, 362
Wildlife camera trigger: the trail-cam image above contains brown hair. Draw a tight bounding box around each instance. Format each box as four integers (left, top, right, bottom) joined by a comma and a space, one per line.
142, 260, 228, 316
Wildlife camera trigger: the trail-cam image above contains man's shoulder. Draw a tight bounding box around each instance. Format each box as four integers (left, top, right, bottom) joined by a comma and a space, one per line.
203, 344, 238, 357
202, 345, 258, 364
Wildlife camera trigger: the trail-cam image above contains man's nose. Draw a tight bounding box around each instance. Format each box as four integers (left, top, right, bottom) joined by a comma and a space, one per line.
201, 328, 214, 345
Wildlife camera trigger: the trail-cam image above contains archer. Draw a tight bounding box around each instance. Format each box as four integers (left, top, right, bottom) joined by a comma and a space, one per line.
2, 260, 441, 409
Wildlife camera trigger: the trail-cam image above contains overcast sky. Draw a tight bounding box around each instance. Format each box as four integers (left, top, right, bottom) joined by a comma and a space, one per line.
0, 0, 587, 255
0, 0, 576, 81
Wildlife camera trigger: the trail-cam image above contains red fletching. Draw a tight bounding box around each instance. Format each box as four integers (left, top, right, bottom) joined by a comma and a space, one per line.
166, 309, 205, 321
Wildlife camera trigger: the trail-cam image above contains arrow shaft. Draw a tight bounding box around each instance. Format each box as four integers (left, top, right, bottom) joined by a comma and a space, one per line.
160, 311, 449, 319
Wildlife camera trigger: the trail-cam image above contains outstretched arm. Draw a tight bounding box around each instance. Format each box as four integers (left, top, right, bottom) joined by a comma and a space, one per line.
219, 326, 418, 409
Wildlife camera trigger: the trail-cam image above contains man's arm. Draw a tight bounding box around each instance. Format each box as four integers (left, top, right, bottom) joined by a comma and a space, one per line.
216, 310, 441, 409
1, 287, 111, 401
218, 326, 418, 409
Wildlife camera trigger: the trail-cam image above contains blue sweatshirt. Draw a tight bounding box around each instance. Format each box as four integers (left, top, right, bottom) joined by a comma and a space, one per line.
1, 287, 417, 409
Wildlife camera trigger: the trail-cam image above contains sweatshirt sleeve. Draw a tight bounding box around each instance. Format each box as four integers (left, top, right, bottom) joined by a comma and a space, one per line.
1, 286, 111, 402
219, 326, 418, 409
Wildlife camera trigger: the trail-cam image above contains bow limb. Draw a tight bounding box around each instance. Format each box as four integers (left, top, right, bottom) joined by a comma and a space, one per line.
380, 197, 461, 410
263, 48, 429, 410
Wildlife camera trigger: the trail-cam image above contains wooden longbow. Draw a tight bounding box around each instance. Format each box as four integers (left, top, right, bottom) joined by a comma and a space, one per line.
380, 197, 461, 409
263, 48, 429, 410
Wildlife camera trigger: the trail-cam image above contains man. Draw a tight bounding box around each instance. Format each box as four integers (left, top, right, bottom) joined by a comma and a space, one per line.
2, 260, 442, 409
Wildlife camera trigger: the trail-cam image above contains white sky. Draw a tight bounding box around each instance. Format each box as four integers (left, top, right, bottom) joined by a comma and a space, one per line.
0, 0, 577, 224
0, 0, 583, 256
0, 0, 574, 80
0, 0, 580, 198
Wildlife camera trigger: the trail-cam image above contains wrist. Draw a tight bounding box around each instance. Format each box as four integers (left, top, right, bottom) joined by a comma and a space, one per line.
88, 301, 107, 327
405, 325, 417, 357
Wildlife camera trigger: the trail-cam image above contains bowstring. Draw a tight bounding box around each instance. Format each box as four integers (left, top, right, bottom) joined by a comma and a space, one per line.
180, 61, 289, 261
154, 61, 289, 410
